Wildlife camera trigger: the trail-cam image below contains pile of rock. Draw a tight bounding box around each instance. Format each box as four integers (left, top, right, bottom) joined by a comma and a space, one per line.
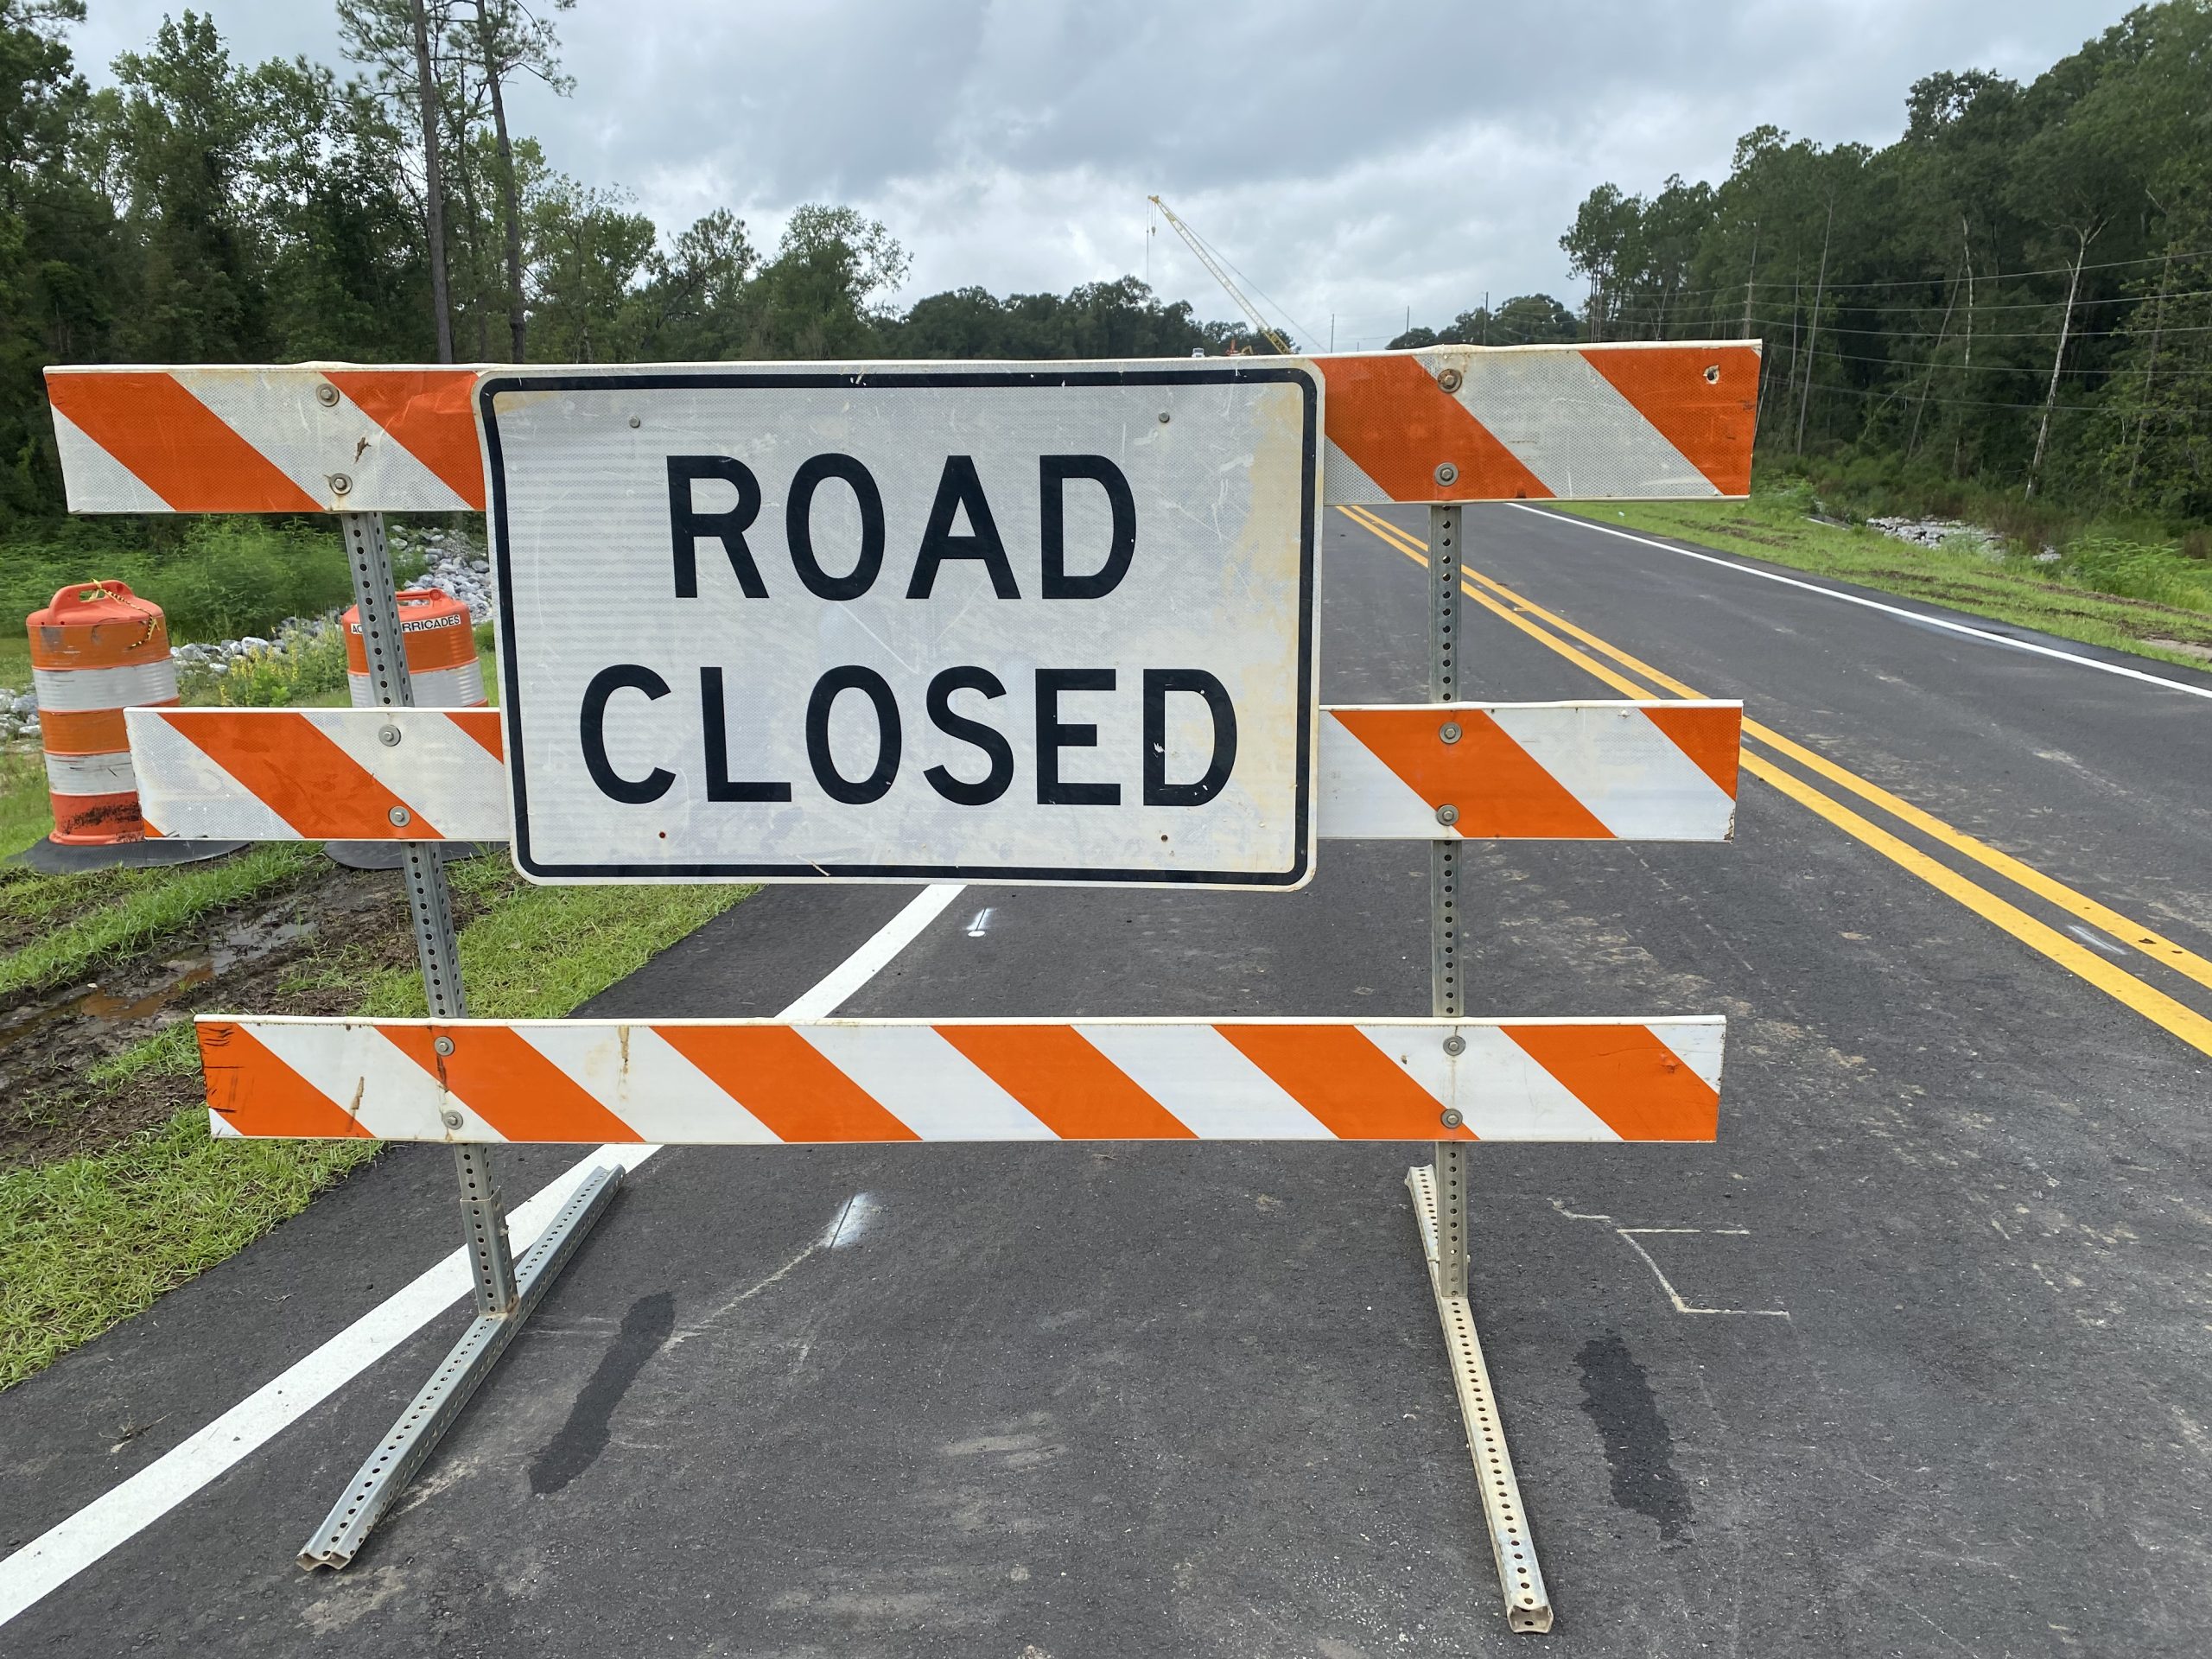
1866, 516, 2000, 556
0, 689, 36, 744
389, 525, 493, 622
173, 613, 342, 682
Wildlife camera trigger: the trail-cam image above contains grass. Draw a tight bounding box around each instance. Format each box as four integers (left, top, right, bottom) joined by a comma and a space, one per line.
0, 555, 738, 1391
0, 866, 748, 1389
0, 747, 49, 860
1557, 493, 2212, 670
0, 1114, 378, 1389
0, 844, 319, 999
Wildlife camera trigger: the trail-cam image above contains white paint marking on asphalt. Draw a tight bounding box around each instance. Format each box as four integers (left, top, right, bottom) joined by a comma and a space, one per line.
670, 1191, 876, 1344
1551, 1200, 1789, 1319
965, 906, 994, 938
781, 883, 965, 1020
2067, 923, 2128, 959
1515, 503, 2212, 703
0, 881, 965, 1628
822, 1192, 879, 1250
1613, 1230, 1792, 1319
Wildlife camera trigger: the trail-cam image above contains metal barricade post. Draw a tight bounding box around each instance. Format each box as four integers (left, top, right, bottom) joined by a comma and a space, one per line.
293, 510, 622, 1570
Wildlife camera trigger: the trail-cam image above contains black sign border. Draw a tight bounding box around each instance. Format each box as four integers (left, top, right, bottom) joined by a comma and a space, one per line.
481, 365, 1319, 887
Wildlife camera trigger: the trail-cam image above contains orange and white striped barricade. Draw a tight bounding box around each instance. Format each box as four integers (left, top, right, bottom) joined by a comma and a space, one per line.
45, 346, 1759, 1630
43, 345, 1756, 517
18, 580, 245, 871
199, 1015, 1723, 1145
328, 585, 488, 869
123, 699, 1741, 847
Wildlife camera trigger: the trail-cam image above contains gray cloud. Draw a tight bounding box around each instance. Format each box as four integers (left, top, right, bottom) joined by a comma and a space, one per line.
73, 0, 2133, 346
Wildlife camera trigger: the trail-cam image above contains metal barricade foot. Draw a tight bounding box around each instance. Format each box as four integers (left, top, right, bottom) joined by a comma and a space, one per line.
1406, 1158, 1554, 1634
296, 1163, 623, 1570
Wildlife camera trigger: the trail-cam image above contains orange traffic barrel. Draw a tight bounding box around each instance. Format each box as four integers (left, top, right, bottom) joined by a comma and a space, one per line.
344, 588, 484, 709
27, 580, 177, 845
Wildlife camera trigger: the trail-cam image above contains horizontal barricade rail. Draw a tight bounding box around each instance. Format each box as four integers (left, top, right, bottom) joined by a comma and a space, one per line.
44, 342, 1759, 514
128, 700, 1743, 846
200, 1014, 1726, 1146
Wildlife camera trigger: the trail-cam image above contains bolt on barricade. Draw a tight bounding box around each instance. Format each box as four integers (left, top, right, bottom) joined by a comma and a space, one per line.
44, 342, 1760, 1634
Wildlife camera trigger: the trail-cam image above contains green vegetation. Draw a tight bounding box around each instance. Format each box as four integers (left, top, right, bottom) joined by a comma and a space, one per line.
0, 843, 318, 998
1557, 488, 2212, 668
0, 862, 747, 1389
0, 1108, 376, 1389
0, 518, 377, 644
0, 746, 48, 859
1389, 3, 2212, 543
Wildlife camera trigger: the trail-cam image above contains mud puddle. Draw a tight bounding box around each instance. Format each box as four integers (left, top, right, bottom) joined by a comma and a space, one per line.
0, 862, 434, 1170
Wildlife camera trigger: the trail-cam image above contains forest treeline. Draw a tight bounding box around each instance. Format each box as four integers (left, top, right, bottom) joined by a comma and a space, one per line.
0, 1, 1261, 529
3, 1, 2208, 534
1497, 1, 2209, 525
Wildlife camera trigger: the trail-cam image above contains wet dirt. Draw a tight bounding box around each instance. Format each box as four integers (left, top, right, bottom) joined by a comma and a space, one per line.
0, 861, 448, 1171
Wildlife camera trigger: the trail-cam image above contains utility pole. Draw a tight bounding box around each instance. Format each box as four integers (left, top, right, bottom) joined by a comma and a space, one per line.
1329, 314, 1335, 353
1740, 220, 1759, 340
1482, 290, 1489, 346
2028, 226, 2095, 498
1794, 200, 1834, 454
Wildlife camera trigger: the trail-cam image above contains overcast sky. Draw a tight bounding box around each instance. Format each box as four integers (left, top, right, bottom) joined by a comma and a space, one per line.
70, 0, 2132, 348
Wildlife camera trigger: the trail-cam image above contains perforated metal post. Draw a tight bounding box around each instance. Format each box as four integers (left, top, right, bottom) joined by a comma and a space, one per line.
1406, 503, 1553, 1633
340, 512, 518, 1317
301, 512, 620, 1571
1428, 505, 1466, 1297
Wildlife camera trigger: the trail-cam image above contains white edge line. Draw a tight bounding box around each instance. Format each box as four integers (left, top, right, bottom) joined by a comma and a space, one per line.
1514, 502, 2212, 702
0, 880, 965, 1626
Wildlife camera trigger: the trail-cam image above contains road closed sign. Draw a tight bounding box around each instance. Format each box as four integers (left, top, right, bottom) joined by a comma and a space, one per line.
480, 365, 1319, 885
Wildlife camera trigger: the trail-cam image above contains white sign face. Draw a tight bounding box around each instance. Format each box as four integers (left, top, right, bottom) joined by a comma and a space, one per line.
480, 365, 1319, 886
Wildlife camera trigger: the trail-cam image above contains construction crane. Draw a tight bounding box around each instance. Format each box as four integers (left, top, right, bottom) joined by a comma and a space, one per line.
1148, 195, 1295, 356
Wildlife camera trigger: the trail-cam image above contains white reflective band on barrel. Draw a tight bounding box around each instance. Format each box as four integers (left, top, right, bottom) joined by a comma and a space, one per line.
44, 749, 136, 794
348, 660, 484, 709
30, 658, 180, 712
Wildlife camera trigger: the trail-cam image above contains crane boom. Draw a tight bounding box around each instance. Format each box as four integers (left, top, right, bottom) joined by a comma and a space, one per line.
1148, 195, 1295, 355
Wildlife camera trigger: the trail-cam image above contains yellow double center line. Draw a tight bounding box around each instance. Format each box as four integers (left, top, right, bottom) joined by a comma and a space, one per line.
1338, 501, 2212, 1059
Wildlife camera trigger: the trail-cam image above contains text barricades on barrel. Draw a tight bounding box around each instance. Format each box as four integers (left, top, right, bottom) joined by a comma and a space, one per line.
345, 588, 484, 710
27, 581, 179, 843
483, 364, 1321, 886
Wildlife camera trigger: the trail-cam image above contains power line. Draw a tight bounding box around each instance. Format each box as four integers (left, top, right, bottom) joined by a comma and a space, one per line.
1608, 283, 2212, 319
1788, 378, 2100, 414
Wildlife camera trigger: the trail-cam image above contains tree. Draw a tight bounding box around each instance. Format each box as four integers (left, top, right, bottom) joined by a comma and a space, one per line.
734, 205, 907, 358
629, 207, 757, 359
1560, 181, 1642, 340
0, 0, 120, 521
524, 164, 652, 362
338, 0, 457, 359
454, 0, 571, 360
109, 12, 264, 361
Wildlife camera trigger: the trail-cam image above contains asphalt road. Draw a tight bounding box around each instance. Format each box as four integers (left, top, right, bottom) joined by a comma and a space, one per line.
4, 501, 2209, 1657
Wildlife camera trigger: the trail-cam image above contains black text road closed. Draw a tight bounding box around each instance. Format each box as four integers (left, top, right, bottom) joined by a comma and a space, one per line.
480, 366, 1319, 884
